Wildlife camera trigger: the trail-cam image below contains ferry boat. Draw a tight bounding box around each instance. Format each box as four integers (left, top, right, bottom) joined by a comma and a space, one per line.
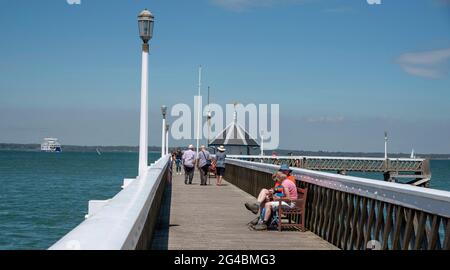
40, 138, 62, 152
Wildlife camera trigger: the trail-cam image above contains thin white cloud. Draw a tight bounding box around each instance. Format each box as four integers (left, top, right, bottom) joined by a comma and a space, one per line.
306, 116, 345, 124
209, 0, 309, 11
397, 48, 450, 79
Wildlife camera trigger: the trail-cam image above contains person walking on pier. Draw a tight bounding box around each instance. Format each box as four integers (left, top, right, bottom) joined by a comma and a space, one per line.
175, 149, 182, 175
182, 145, 197, 184
198, 145, 211, 186
215, 145, 227, 186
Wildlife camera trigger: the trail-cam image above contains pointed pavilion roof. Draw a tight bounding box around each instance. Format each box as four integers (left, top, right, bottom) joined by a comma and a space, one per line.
209, 110, 260, 147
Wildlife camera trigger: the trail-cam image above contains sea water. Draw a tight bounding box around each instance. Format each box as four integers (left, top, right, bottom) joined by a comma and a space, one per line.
0, 151, 159, 250
0, 151, 449, 250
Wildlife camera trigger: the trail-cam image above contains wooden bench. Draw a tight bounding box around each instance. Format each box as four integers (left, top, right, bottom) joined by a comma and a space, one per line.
275, 187, 308, 232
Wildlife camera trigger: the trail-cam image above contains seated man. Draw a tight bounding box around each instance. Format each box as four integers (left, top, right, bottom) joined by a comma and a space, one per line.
244, 164, 296, 224
253, 173, 298, 231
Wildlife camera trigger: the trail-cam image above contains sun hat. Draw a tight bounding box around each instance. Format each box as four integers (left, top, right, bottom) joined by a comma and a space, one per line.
279, 164, 292, 173
188, 144, 194, 149
217, 145, 226, 152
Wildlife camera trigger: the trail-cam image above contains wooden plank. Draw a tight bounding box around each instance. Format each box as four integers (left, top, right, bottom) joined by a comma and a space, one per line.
413, 212, 426, 250
401, 209, 414, 250
392, 205, 404, 250
312, 186, 319, 234
364, 199, 376, 248
444, 218, 450, 250
321, 189, 332, 239
318, 187, 327, 238
330, 190, 342, 245
355, 197, 368, 250
335, 191, 346, 248
374, 201, 385, 242
166, 172, 338, 250
348, 195, 361, 250
325, 189, 337, 242
310, 184, 319, 233
381, 204, 393, 250
342, 194, 354, 250
427, 215, 440, 250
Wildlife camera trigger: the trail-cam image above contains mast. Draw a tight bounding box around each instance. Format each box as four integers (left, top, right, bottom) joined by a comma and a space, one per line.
196, 66, 202, 154
384, 131, 388, 159
207, 86, 211, 148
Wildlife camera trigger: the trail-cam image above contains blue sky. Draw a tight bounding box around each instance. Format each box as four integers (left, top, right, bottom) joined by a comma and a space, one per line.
0, 0, 449, 153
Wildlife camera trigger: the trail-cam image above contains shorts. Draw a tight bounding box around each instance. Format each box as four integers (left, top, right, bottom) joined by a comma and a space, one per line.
216, 167, 225, 176
268, 201, 295, 211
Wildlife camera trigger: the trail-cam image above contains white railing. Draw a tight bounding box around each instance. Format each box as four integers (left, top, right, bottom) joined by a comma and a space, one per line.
227, 155, 425, 162
49, 155, 171, 250
225, 158, 450, 250
225, 158, 450, 217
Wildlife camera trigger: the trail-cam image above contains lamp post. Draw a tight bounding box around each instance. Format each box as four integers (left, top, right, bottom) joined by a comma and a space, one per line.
161, 105, 167, 157
384, 131, 388, 159
137, 9, 154, 177
165, 123, 170, 156
260, 131, 265, 157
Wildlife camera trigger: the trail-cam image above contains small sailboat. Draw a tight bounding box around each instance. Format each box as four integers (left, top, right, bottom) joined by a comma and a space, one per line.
96, 147, 102, 156
410, 149, 415, 159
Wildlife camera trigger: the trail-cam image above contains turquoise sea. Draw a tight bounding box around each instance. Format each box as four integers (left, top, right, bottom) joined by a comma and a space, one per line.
0, 151, 449, 250
0, 151, 160, 250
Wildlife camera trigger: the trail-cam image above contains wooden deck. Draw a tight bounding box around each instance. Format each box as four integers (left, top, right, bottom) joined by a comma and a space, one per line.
162, 171, 338, 250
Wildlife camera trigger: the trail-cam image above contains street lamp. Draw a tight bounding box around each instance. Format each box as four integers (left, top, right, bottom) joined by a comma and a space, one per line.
137, 9, 154, 177
161, 105, 167, 157
165, 123, 170, 156
138, 9, 154, 44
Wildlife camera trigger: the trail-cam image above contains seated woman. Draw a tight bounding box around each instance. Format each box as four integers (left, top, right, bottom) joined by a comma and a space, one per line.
253, 173, 298, 231
244, 164, 296, 225
244, 172, 279, 224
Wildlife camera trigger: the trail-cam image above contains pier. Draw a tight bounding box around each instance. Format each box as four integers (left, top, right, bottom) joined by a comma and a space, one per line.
157, 172, 337, 250
228, 155, 432, 187
50, 155, 450, 250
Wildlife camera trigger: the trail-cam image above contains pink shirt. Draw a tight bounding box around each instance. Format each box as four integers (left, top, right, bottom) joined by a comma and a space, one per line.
282, 179, 298, 200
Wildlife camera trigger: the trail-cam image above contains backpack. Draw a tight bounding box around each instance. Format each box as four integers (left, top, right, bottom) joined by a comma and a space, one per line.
259, 207, 280, 230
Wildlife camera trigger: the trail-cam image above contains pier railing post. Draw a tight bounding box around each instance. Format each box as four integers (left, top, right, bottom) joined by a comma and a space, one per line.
138, 43, 149, 177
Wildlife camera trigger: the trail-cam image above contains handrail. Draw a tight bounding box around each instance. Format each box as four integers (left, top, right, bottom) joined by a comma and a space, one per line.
227, 155, 426, 162
49, 155, 171, 250
225, 158, 450, 250
225, 158, 449, 217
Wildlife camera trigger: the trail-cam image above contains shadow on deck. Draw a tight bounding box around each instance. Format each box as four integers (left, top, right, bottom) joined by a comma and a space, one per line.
152, 171, 338, 250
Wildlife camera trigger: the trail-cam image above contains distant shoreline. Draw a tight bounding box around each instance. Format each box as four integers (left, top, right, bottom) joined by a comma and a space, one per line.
1, 143, 449, 159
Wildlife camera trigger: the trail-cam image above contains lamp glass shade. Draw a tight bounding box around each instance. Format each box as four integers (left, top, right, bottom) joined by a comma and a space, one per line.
138, 10, 154, 43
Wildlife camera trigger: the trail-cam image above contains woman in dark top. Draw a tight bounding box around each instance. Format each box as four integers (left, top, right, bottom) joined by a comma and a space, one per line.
175, 149, 182, 175
215, 145, 226, 186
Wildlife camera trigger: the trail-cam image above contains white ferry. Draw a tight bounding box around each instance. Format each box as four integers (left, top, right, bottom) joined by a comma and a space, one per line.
41, 138, 62, 152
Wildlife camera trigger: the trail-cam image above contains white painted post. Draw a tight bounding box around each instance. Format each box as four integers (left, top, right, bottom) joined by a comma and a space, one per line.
260, 131, 264, 156
196, 66, 202, 154
161, 118, 166, 156
166, 123, 169, 156
138, 44, 149, 177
